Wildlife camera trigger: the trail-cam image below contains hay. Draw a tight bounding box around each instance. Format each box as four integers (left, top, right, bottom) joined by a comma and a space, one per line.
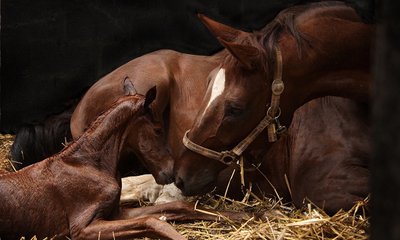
172, 194, 369, 240
0, 134, 16, 172
0, 134, 369, 239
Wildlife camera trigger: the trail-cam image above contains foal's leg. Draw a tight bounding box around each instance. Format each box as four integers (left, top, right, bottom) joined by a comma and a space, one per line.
116, 200, 249, 222
77, 217, 185, 240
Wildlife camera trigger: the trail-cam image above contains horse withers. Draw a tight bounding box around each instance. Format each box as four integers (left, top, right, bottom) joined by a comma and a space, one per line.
175, 1, 372, 213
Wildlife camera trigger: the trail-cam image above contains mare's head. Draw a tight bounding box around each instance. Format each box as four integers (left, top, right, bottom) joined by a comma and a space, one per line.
125, 86, 174, 185
174, 3, 373, 195
174, 15, 276, 195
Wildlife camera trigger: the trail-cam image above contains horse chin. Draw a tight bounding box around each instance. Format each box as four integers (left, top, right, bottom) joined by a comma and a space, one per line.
175, 174, 217, 196
180, 182, 216, 197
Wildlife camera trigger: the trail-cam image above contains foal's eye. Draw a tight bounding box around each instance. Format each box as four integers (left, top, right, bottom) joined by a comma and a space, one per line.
154, 127, 163, 136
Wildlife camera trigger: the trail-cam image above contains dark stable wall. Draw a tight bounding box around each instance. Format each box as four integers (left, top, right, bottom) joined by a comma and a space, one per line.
0, 0, 292, 133
372, 0, 400, 238
0, 0, 374, 133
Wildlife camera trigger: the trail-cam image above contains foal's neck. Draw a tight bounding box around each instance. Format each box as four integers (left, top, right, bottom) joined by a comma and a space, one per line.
64, 97, 142, 175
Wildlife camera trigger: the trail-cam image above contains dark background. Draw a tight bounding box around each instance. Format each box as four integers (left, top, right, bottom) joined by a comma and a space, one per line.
372, 0, 400, 238
0, 0, 295, 132
0, 0, 374, 133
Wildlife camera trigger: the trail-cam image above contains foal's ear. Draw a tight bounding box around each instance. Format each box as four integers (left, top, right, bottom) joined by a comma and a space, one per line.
123, 77, 137, 96
198, 14, 248, 42
144, 86, 157, 112
218, 38, 260, 70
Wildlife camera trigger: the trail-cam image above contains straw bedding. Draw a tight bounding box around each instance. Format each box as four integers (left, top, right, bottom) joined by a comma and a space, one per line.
0, 134, 369, 239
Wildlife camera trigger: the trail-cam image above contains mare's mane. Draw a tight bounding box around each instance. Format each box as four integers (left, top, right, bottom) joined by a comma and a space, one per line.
225, 1, 356, 77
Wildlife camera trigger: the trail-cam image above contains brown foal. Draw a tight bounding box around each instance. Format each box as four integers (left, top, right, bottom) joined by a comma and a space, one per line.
0, 88, 246, 239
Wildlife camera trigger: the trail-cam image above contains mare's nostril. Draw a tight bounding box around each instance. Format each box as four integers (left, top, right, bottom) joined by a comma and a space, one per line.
175, 177, 184, 190
156, 171, 173, 185
162, 172, 174, 184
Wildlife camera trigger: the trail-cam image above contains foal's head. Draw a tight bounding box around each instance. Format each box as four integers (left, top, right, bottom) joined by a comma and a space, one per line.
124, 87, 174, 185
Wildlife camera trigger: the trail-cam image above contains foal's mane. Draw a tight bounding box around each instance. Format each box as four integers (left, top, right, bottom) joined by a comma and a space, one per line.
253, 1, 351, 75
55, 95, 145, 158
83, 95, 144, 135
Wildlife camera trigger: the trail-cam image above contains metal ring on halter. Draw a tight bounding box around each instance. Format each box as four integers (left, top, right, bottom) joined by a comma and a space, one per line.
220, 151, 238, 164
266, 106, 281, 119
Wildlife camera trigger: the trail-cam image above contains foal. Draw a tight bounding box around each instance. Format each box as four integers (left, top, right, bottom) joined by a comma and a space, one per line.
0, 89, 241, 239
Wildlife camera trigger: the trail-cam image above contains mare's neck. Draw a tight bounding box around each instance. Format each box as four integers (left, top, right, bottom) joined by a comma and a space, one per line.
278, 16, 373, 124
65, 97, 141, 175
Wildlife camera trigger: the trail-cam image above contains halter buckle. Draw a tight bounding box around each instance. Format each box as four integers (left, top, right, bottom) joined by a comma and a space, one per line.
274, 117, 287, 136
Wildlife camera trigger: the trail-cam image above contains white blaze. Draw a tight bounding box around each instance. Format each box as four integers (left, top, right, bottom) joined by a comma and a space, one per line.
205, 68, 226, 111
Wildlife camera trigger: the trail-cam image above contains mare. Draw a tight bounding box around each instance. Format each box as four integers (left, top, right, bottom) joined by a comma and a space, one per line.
174, 1, 372, 214
0, 89, 245, 239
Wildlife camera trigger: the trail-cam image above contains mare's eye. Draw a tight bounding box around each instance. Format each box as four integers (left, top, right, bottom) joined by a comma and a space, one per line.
225, 105, 244, 118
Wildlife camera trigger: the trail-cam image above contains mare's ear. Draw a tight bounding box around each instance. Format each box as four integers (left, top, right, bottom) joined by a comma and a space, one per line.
198, 14, 249, 42
144, 86, 157, 112
123, 77, 137, 96
218, 38, 260, 70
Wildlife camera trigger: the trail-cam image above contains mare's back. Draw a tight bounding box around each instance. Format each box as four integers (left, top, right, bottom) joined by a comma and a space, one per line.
295, 2, 362, 24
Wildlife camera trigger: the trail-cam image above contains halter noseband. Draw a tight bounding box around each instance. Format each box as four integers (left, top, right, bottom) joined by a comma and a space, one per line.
182, 47, 285, 166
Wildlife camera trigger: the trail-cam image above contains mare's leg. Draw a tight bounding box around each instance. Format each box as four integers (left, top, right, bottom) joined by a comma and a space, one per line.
76, 201, 248, 240
116, 200, 249, 223
288, 97, 370, 214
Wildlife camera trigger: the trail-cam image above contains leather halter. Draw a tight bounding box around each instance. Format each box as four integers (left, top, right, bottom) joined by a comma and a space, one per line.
182, 47, 285, 166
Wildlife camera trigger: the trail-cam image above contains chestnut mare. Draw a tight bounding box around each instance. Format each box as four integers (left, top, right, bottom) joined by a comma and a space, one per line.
0, 89, 245, 239
175, 2, 372, 213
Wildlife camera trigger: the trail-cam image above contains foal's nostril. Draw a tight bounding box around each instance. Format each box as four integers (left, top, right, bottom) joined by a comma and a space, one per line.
168, 175, 175, 183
